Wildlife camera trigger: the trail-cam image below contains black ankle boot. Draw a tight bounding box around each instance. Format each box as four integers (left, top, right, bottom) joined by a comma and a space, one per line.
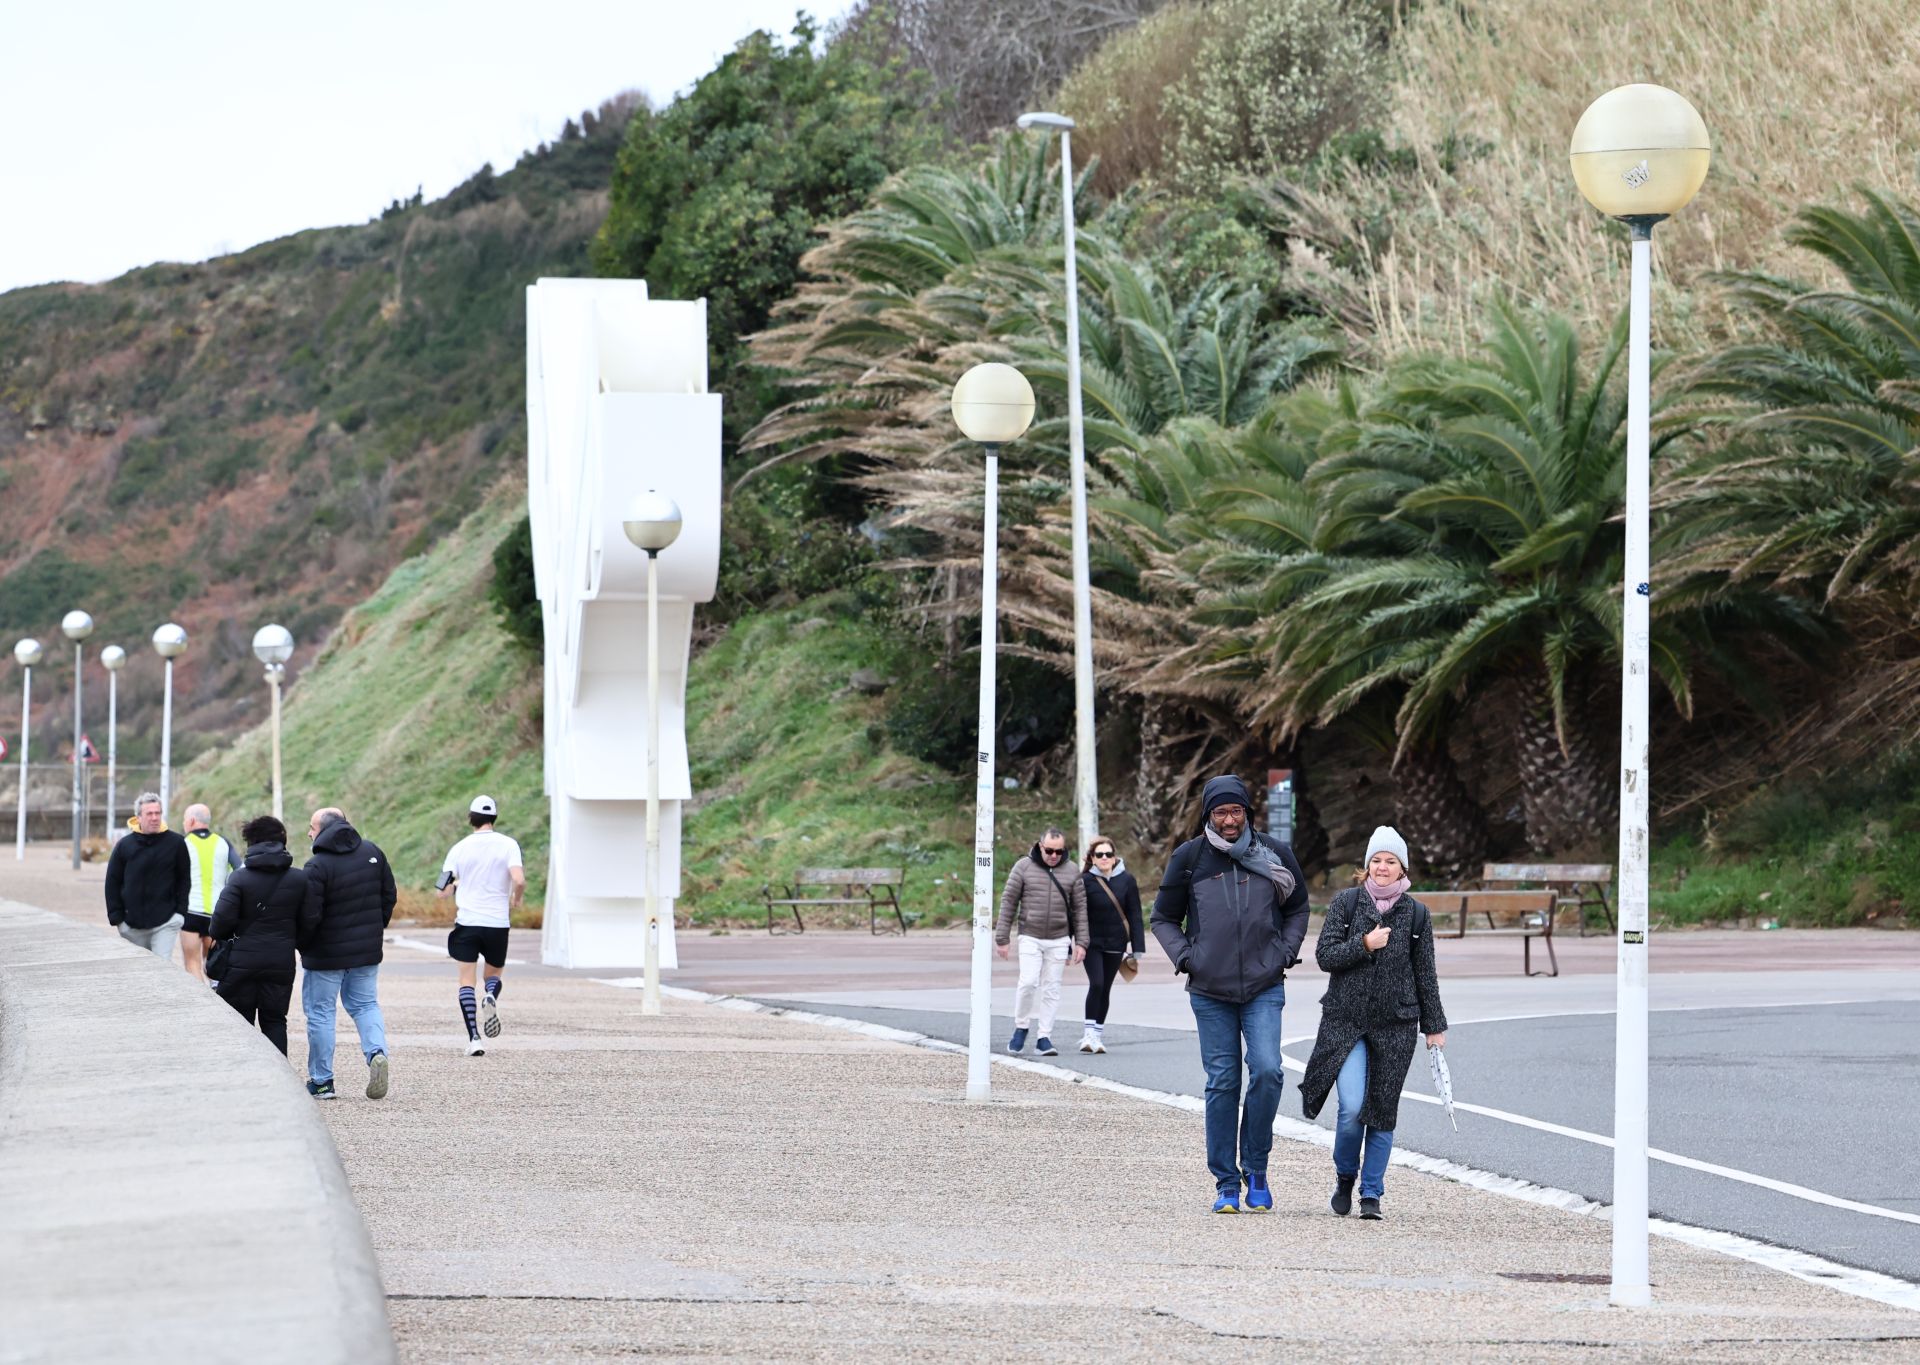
1330, 1174, 1355, 1216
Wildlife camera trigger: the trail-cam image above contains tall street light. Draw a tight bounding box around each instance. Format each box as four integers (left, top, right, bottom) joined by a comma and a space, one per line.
1017, 110, 1100, 859
13, 638, 43, 861
101, 645, 125, 841
62, 610, 94, 870
1569, 82, 1710, 1310
253, 624, 295, 823
152, 623, 189, 825
952, 361, 1036, 1102
622, 491, 684, 1018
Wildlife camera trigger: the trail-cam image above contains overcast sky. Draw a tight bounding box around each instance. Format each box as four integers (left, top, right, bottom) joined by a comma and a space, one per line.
0, 0, 857, 294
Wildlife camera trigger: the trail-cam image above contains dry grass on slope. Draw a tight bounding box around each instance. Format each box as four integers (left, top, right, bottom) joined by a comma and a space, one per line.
1287, 0, 1920, 358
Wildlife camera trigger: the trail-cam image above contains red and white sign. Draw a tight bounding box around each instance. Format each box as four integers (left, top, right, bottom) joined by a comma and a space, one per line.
78, 733, 100, 763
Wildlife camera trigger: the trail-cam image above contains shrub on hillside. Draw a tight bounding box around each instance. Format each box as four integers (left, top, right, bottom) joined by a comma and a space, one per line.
488, 515, 542, 658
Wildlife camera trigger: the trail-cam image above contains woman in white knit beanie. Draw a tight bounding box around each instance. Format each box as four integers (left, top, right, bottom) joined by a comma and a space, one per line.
1295, 826, 1449, 1220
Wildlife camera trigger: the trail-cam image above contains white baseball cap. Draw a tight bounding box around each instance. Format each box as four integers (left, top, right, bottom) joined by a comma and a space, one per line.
470, 795, 498, 817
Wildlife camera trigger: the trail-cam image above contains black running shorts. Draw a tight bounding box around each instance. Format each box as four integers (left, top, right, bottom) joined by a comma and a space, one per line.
181, 911, 213, 936
447, 923, 509, 967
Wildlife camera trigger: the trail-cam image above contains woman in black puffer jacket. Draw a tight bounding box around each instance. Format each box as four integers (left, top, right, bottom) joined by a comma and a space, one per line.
1078, 834, 1145, 1055
210, 815, 318, 1056
1298, 826, 1448, 1222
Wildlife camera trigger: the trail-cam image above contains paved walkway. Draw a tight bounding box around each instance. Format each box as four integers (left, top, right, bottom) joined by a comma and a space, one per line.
8, 846, 1919, 1360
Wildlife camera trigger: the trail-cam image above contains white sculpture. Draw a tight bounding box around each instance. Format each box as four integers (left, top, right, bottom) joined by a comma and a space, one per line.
525, 280, 721, 968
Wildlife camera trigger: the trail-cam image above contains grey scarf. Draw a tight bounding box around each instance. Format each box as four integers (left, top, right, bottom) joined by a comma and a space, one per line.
1204, 824, 1296, 899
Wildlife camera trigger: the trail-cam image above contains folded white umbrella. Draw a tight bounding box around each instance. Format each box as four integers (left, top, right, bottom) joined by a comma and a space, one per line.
1427, 1043, 1457, 1131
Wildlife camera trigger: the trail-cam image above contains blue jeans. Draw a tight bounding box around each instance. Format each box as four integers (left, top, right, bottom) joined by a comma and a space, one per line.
1188, 980, 1286, 1193
302, 965, 388, 1083
1333, 1039, 1395, 1198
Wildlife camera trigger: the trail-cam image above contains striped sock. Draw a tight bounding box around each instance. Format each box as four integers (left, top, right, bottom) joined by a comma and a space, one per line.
459, 986, 478, 1039
485, 977, 502, 1001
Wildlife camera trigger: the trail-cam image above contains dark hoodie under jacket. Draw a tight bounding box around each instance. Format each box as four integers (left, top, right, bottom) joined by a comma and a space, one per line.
210, 843, 316, 978
104, 827, 190, 929
300, 819, 397, 971
1150, 775, 1311, 1004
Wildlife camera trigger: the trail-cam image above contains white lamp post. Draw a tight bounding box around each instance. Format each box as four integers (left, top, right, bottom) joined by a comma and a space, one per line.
1570, 82, 1710, 1310
1017, 110, 1100, 860
100, 645, 125, 841
13, 638, 43, 860
252, 624, 295, 823
152, 624, 188, 824
61, 610, 94, 869
622, 491, 684, 1018
952, 361, 1037, 1102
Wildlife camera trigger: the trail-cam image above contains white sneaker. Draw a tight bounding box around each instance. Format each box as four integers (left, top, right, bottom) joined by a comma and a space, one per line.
466, 1037, 486, 1057
1092, 1036, 1108, 1054
479, 990, 502, 1038
1078, 1031, 1096, 1053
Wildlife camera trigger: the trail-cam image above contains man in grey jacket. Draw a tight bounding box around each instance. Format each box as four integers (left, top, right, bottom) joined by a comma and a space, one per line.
1151, 775, 1310, 1214
993, 825, 1088, 1056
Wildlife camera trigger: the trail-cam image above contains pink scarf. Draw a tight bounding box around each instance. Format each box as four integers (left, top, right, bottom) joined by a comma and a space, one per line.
1367, 875, 1410, 915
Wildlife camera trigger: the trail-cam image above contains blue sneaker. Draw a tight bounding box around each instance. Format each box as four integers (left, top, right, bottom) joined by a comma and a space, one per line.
1035, 1036, 1059, 1056
1212, 1187, 1241, 1214
1006, 1027, 1028, 1054
1245, 1172, 1272, 1212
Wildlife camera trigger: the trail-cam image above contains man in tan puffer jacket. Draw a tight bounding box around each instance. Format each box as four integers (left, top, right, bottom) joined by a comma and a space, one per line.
993, 825, 1089, 1056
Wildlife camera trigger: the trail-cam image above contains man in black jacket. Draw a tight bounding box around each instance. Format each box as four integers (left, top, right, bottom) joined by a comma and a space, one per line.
299, 806, 397, 1101
103, 792, 191, 966
1151, 774, 1310, 1215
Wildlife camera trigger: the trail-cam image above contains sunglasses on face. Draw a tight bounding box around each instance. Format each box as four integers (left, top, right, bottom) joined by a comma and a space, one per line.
1091, 849, 1115, 859
1040, 846, 1066, 859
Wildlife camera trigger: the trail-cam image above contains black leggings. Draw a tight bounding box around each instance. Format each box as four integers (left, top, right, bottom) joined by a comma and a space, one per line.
218, 971, 294, 1056
1083, 950, 1125, 1025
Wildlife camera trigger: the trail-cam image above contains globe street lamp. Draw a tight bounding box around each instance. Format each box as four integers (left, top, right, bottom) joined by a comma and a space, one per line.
61, 610, 94, 869
1017, 110, 1100, 860
622, 491, 684, 1018
952, 361, 1036, 1102
13, 639, 44, 860
152, 623, 189, 825
1569, 82, 1710, 1310
252, 624, 295, 823
100, 645, 125, 841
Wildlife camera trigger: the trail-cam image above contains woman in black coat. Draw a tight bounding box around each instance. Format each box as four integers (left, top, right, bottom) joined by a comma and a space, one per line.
1078, 834, 1145, 1054
1298, 826, 1447, 1221
210, 815, 318, 1056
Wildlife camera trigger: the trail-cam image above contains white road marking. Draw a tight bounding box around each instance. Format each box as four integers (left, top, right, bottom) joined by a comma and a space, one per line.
386, 933, 526, 965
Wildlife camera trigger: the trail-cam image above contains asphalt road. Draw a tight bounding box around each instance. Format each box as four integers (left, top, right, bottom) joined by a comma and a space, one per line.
758, 994, 1920, 1284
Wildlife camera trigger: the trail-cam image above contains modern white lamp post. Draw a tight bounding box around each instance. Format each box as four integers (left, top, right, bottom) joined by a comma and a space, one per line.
61, 610, 94, 869
951, 361, 1037, 1102
1016, 110, 1100, 860
152, 624, 189, 824
622, 491, 684, 1018
252, 624, 295, 823
13, 638, 43, 860
1570, 82, 1710, 1310
100, 645, 125, 841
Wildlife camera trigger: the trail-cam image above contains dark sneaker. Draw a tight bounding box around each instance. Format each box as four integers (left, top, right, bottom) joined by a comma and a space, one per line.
1245, 1172, 1273, 1212
1330, 1174, 1355, 1217
1212, 1188, 1241, 1214
1035, 1036, 1059, 1056
1006, 1027, 1028, 1054
479, 991, 502, 1039
306, 1079, 337, 1100
1358, 1197, 1383, 1220
366, 1052, 390, 1100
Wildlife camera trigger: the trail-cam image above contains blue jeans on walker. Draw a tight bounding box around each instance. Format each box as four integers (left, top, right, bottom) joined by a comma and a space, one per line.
302, 965, 388, 1084
1333, 1039, 1395, 1198
1189, 980, 1286, 1193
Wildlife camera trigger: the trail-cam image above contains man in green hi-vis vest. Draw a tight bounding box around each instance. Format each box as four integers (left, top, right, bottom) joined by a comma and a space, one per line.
182, 803, 239, 982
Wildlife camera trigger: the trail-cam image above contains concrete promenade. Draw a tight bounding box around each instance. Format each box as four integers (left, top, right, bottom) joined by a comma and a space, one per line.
6, 846, 1918, 1361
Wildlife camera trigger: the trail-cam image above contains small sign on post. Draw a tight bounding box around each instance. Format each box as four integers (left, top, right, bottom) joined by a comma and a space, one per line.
1267, 768, 1295, 847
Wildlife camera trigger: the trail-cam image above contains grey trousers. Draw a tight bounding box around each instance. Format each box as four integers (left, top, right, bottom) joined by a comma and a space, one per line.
119, 914, 185, 964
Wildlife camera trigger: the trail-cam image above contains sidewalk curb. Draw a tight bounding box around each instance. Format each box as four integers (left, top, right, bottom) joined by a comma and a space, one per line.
629, 981, 1920, 1316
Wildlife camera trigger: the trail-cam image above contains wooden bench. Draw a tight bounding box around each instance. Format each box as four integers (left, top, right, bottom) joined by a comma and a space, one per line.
1420, 889, 1561, 977
1483, 863, 1615, 937
763, 868, 907, 936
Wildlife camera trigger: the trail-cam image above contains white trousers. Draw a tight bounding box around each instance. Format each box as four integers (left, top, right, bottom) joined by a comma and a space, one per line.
1013, 934, 1070, 1035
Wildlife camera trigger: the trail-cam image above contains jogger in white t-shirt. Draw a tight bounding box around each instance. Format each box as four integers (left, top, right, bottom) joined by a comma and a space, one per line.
437, 795, 525, 1055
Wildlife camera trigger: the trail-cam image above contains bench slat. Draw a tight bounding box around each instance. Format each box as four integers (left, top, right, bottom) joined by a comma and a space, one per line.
1483, 862, 1612, 883
794, 868, 902, 884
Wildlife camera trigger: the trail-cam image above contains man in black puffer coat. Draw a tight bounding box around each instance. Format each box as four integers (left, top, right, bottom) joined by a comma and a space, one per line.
211, 815, 317, 1055
298, 807, 398, 1101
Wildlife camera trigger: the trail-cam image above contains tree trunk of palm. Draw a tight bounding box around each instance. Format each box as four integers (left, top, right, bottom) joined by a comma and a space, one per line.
1131, 699, 1190, 858
1391, 741, 1489, 883
1512, 668, 1618, 855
